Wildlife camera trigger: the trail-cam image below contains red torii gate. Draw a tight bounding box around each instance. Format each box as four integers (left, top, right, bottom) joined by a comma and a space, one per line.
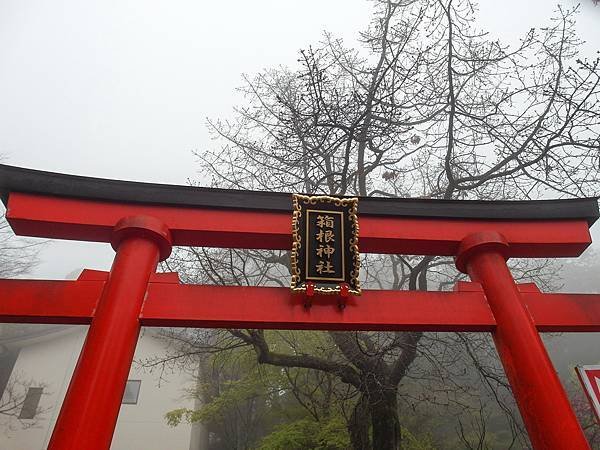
1, 164, 599, 450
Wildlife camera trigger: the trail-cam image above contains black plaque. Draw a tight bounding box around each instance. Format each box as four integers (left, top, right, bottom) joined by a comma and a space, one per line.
291, 194, 361, 295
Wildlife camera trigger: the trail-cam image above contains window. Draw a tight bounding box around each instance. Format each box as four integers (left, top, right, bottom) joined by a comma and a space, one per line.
122, 380, 141, 404
0, 349, 19, 399
19, 387, 43, 419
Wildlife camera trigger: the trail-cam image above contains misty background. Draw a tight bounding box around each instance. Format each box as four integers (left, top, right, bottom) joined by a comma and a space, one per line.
1, 0, 600, 430
0, 0, 600, 380
1, 0, 599, 280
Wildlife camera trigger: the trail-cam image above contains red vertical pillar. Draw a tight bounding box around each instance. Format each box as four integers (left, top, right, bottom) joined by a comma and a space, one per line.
456, 231, 590, 450
47, 216, 172, 450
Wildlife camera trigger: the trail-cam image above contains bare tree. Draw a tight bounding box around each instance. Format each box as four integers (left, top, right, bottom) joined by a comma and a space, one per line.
0, 154, 42, 278
0, 157, 46, 434
0, 375, 48, 432
162, 1, 599, 448
0, 219, 42, 279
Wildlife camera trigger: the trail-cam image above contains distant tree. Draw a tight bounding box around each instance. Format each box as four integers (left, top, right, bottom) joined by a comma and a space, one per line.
162, 1, 600, 448
0, 375, 48, 432
0, 156, 45, 432
0, 154, 42, 278
0, 219, 42, 278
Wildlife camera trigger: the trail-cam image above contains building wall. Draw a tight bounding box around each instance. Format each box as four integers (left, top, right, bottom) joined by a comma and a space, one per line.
0, 327, 194, 450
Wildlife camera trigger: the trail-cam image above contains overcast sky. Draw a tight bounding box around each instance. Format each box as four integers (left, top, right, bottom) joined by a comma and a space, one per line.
1, 0, 599, 279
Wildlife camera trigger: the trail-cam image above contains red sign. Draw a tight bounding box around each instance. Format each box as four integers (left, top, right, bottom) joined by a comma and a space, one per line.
576, 365, 600, 423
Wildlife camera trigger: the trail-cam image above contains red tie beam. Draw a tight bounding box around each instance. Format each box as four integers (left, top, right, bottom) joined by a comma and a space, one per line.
1, 164, 599, 449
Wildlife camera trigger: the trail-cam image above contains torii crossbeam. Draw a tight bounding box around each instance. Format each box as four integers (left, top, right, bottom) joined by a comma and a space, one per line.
1, 164, 599, 449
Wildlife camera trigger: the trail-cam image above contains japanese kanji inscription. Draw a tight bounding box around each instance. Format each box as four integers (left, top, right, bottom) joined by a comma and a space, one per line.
290, 194, 361, 295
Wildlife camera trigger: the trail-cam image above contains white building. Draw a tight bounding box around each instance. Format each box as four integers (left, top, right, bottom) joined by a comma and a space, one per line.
0, 325, 197, 450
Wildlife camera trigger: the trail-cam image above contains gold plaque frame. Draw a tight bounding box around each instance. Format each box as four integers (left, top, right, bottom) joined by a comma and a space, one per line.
290, 194, 361, 295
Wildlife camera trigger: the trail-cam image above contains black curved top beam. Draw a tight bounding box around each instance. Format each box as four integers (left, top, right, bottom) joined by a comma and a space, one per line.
0, 164, 598, 225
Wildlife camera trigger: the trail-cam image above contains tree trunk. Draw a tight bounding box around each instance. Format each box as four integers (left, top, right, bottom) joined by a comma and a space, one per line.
189, 357, 210, 450
370, 389, 400, 450
349, 394, 372, 450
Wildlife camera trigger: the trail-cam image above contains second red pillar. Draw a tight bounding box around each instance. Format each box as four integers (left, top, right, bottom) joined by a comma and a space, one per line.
456, 231, 589, 450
